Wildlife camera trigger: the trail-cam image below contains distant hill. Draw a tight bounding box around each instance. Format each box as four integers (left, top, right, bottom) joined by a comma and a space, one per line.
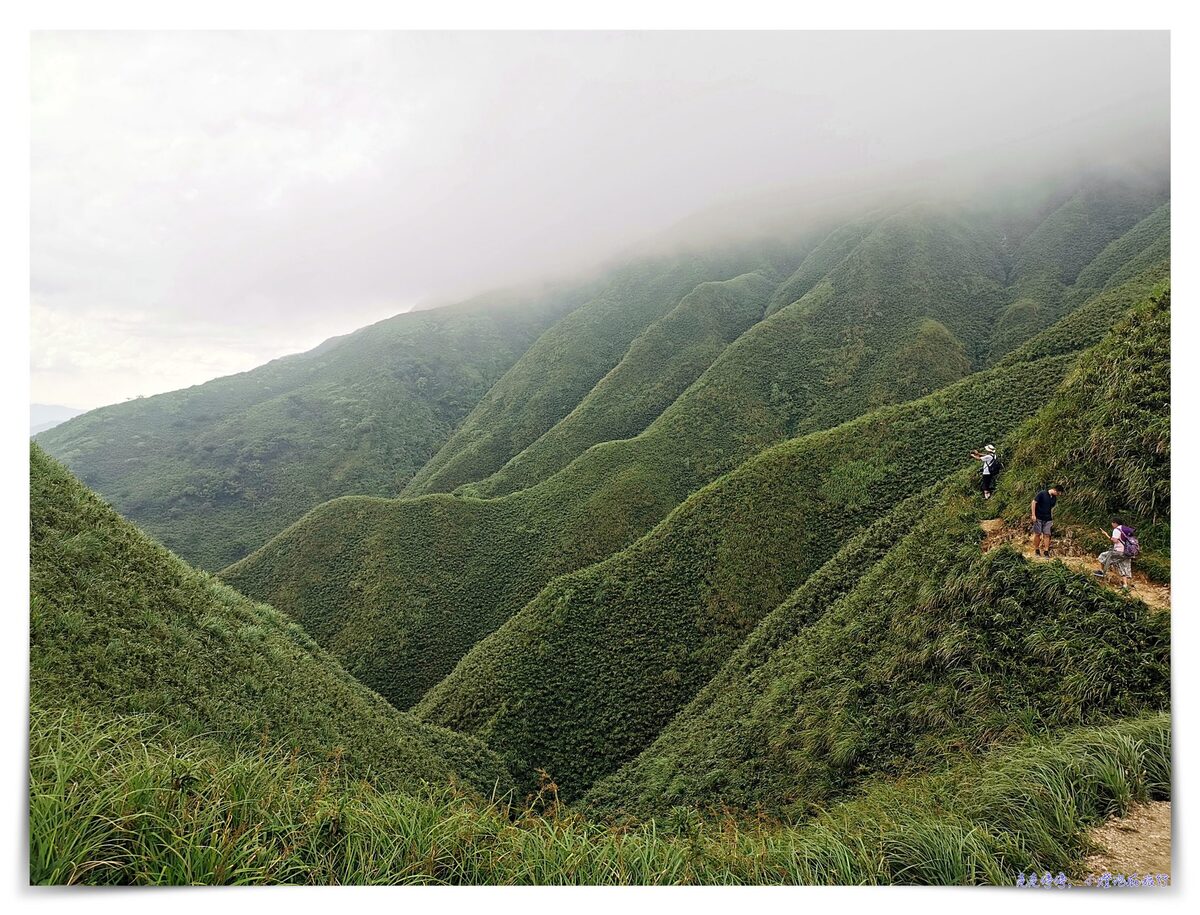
30, 444, 511, 796
35, 281, 603, 570
35, 250, 786, 571
28, 172, 1172, 886
224, 179, 1167, 714
30, 403, 86, 436
37, 175, 1164, 577
414, 348, 1077, 796
587, 288, 1170, 818
402, 238, 804, 495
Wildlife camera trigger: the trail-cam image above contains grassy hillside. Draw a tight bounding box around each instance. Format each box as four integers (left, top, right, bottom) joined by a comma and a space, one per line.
994, 287, 1170, 575
986, 181, 1165, 361
226, 191, 1160, 713
30, 444, 511, 796
471, 186, 1164, 519
226, 193, 1164, 715
31, 706, 1169, 884
587, 290, 1170, 818
35, 282, 598, 570
418, 181, 1164, 501
463, 270, 779, 497
29, 177, 1172, 886
413, 354, 1076, 797
404, 242, 801, 496
1068, 203, 1170, 298
223, 203, 1020, 708
997, 261, 1168, 367
762, 216, 881, 317
37, 177, 1164, 576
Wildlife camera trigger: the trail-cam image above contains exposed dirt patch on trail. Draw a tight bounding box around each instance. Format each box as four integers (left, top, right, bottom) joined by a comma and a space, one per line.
979, 520, 1170, 612
1081, 801, 1172, 883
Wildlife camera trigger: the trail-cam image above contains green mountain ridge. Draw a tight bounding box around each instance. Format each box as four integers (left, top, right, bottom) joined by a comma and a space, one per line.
463, 270, 780, 498
986, 181, 1164, 361
30, 705, 1170, 884
27, 172, 1172, 886
28, 284, 1173, 876
223, 183, 1165, 716
403, 240, 807, 496
35, 244, 796, 573
30, 444, 512, 796
415, 350, 1077, 798
586, 289, 1170, 818
34, 282, 599, 571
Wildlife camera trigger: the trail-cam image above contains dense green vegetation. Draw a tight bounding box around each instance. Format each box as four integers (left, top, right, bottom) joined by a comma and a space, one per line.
414, 354, 1075, 797
35, 282, 599, 570
587, 289, 1170, 818
587, 480, 1169, 817
28, 173, 1171, 886
986, 180, 1164, 361
452, 184, 1165, 519
1002, 288, 1169, 522
464, 270, 779, 497
1068, 203, 1170, 299
761, 216, 881, 317
31, 709, 1168, 884
35, 178, 1165, 579
995, 287, 1171, 577
30, 445, 511, 795
225, 189, 1165, 715
997, 262, 1168, 367
404, 243, 799, 496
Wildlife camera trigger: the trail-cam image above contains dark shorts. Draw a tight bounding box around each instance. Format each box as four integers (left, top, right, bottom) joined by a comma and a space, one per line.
981, 474, 995, 492
1032, 519, 1052, 535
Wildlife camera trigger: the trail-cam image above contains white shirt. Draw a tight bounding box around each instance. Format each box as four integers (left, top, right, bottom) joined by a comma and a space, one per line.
1111, 527, 1125, 553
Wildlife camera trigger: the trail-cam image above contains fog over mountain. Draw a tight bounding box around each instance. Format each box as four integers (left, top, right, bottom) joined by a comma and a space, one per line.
32, 30, 1168, 408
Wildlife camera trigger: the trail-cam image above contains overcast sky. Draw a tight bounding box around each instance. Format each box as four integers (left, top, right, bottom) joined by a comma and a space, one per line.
31, 31, 1168, 409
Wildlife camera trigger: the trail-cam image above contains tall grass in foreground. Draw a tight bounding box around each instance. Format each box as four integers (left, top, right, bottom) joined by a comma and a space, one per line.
30, 709, 1169, 885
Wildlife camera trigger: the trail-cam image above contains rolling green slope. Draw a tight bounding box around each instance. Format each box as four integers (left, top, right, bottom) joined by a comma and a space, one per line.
587, 290, 1170, 818
414, 353, 1075, 797
1068, 203, 1169, 298
996, 261, 1168, 366
995, 287, 1170, 574
30, 444, 512, 796
37, 177, 1164, 577
986, 180, 1165, 361
586, 484, 1168, 818
466, 185, 1164, 505
762, 216, 881, 317
403, 243, 801, 496
464, 271, 778, 498
35, 283, 597, 571
224, 204, 1019, 709
28, 179, 1172, 886
225, 192, 1164, 715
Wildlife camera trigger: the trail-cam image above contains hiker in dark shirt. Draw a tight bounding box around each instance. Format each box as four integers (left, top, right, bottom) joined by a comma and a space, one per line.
1030, 486, 1060, 557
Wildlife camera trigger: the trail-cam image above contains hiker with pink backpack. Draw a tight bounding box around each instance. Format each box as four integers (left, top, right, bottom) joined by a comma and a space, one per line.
1095, 519, 1140, 591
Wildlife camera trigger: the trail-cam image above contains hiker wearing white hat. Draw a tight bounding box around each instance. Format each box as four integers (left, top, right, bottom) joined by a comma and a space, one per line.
969, 444, 1001, 499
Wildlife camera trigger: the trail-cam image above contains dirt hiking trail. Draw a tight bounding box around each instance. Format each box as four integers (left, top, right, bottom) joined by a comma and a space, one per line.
1081, 801, 1172, 884
980, 519, 1170, 612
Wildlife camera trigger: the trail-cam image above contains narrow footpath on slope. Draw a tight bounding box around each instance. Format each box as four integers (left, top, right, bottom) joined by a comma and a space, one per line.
979, 521, 1172, 887
1079, 801, 1172, 885
979, 519, 1171, 612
